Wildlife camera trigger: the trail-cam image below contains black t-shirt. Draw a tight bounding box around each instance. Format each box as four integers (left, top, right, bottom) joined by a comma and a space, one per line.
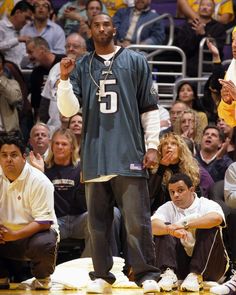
30, 54, 65, 109
45, 162, 86, 218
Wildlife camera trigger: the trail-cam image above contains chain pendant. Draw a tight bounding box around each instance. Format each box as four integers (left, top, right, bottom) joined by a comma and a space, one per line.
89, 48, 117, 103
97, 88, 105, 101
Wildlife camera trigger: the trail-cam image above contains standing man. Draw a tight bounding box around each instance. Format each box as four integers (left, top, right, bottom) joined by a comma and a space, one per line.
0, 132, 58, 290
57, 13, 161, 294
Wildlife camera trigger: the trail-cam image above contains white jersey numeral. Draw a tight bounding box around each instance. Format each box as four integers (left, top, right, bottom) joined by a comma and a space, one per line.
99, 79, 118, 114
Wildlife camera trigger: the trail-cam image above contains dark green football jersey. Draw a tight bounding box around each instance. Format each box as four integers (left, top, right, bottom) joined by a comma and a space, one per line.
70, 47, 158, 181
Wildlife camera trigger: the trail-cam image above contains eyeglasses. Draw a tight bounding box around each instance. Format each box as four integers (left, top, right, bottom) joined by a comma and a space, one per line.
65, 44, 83, 49
34, 3, 50, 9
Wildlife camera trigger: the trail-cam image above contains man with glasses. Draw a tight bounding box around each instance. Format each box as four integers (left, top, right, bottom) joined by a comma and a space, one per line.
21, 0, 66, 54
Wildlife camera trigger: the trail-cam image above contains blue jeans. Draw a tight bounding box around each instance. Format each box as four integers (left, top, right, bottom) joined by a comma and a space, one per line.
85, 176, 160, 286
58, 209, 122, 257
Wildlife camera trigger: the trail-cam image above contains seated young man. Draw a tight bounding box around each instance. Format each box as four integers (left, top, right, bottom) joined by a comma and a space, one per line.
152, 173, 228, 292
0, 131, 58, 290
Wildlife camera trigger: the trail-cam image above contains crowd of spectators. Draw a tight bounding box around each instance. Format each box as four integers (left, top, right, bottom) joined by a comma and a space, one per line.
1, 0, 236, 293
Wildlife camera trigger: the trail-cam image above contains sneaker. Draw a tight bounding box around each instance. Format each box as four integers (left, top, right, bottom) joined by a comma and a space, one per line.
158, 268, 178, 291
0, 277, 10, 289
31, 277, 52, 290
142, 279, 160, 294
180, 273, 203, 292
86, 278, 112, 294
211, 272, 236, 295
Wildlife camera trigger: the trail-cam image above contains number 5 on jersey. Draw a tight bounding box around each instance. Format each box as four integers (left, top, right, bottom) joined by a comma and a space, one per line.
98, 79, 118, 114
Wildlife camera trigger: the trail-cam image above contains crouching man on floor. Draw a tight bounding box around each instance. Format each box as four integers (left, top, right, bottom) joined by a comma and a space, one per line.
0, 131, 58, 290
152, 173, 229, 292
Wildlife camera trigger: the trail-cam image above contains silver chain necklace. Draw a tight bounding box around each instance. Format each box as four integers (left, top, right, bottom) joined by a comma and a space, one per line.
89, 49, 116, 102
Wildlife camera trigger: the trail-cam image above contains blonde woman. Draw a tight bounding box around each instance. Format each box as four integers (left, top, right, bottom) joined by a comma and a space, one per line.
173, 109, 203, 147
149, 133, 213, 212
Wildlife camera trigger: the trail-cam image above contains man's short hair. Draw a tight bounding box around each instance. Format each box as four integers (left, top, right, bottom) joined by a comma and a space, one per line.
168, 173, 193, 189
90, 12, 113, 26
203, 125, 225, 142
30, 122, 50, 138
86, 0, 103, 11
26, 36, 50, 50
0, 131, 26, 155
33, 0, 51, 12
66, 33, 87, 50
11, 0, 34, 16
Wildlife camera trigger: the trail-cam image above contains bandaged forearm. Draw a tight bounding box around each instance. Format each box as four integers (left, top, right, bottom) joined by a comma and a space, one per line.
57, 79, 80, 117
141, 109, 160, 149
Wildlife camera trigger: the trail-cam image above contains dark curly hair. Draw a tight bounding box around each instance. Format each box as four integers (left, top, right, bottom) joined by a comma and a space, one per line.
0, 131, 26, 155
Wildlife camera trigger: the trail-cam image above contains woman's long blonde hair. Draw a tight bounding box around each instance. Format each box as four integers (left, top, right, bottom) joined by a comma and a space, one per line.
45, 128, 79, 168
173, 109, 203, 145
156, 133, 200, 187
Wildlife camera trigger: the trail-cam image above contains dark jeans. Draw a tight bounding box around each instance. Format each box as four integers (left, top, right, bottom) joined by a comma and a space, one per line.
85, 176, 160, 286
154, 227, 228, 281
0, 229, 58, 280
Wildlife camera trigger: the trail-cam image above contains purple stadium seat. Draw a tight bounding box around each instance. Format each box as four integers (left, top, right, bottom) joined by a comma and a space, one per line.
151, 1, 177, 16
223, 44, 233, 60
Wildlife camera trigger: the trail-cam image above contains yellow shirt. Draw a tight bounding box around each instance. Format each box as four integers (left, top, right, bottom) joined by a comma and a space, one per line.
217, 54, 236, 127
0, 0, 14, 18
218, 100, 236, 127
102, 0, 126, 16
188, 0, 234, 20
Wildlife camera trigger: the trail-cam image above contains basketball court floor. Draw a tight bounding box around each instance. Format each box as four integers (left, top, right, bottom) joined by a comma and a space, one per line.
0, 288, 214, 294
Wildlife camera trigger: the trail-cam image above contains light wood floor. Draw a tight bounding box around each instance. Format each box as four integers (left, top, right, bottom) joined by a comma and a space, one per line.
0, 286, 215, 294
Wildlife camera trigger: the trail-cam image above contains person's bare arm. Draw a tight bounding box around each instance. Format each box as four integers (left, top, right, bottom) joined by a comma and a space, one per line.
187, 212, 223, 229
215, 13, 233, 25
152, 218, 188, 239
0, 222, 50, 242
28, 151, 45, 172
219, 79, 236, 104
207, 39, 221, 62
177, 0, 198, 20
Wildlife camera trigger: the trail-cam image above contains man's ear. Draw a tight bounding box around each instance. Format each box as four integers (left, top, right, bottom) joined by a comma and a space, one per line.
190, 186, 195, 193
113, 27, 116, 37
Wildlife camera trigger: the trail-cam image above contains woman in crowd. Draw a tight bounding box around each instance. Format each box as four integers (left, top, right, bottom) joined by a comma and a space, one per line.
176, 81, 208, 130
68, 113, 82, 151
148, 133, 201, 213
173, 109, 203, 149
217, 117, 236, 161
